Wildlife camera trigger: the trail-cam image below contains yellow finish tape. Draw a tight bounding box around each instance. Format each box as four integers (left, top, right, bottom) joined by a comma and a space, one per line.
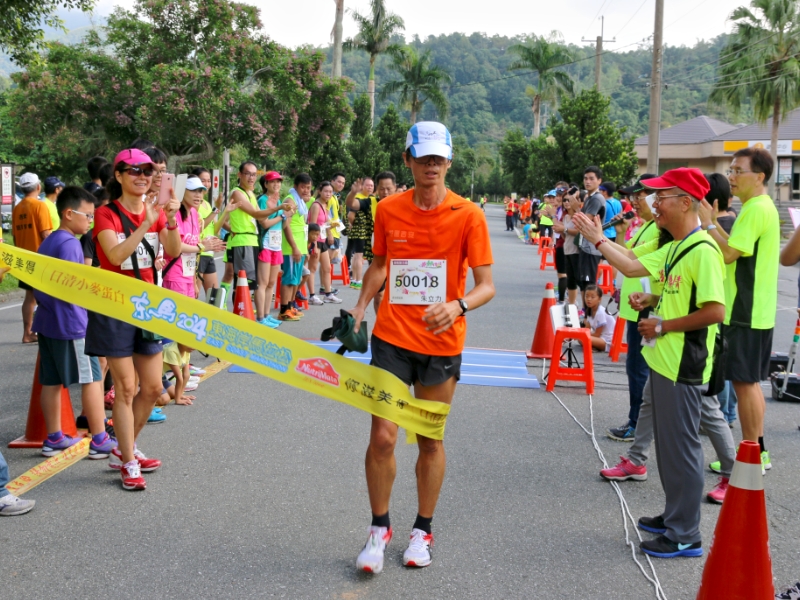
0, 245, 448, 440
5, 439, 90, 496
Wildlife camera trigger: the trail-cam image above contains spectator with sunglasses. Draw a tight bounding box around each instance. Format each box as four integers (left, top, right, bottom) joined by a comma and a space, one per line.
84, 149, 182, 491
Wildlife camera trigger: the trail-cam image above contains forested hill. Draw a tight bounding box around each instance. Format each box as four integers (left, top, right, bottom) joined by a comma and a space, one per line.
321, 32, 751, 145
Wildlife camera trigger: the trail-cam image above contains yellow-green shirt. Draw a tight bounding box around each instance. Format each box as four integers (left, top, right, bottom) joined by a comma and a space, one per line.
198, 200, 215, 257
619, 220, 659, 322
281, 194, 308, 256
43, 198, 60, 231
328, 195, 341, 239
724, 194, 779, 329
639, 231, 725, 385
227, 187, 259, 249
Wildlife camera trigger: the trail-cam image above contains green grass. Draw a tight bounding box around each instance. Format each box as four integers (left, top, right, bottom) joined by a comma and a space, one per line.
0, 231, 19, 294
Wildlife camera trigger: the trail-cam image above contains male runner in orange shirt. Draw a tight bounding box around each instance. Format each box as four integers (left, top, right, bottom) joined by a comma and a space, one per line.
349, 121, 495, 573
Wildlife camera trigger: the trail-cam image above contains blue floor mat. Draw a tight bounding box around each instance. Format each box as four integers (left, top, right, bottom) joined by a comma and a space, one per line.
229, 342, 540, 389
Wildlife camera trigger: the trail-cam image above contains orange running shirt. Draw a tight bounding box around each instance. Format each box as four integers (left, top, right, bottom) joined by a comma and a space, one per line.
372, 189, 493, 356
12, 198, 53, 252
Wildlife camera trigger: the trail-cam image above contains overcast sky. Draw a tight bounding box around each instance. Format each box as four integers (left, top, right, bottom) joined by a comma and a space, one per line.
69, 0, 744, 51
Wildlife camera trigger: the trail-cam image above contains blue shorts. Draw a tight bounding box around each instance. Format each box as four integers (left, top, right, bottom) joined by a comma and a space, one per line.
85, 312, 163, 358
38, 334, 102, 386
281, 255, 305, 287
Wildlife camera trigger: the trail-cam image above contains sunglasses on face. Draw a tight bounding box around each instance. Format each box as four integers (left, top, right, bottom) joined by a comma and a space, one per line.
123, 166, 155, 177
411, 155, 450, 166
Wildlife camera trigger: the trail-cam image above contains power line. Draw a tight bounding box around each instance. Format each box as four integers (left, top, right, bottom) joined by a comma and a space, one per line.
582, 0, 613, 40
612, 0, 650, 39
664, 0, 713, 29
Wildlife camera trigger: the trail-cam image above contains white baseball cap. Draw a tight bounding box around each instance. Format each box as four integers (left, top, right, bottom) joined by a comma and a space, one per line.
405, 121, 453, 160
185, 176, 207, 191
19, 172, 40, 187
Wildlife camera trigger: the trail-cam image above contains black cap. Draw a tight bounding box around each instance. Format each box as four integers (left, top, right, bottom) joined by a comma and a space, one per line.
619, 173, 657, 195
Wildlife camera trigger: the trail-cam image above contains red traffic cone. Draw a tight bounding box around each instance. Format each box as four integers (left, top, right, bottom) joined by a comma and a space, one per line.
526, 282, 556, 359
696, 441, 774, 599
9, 354, 78, 448
233, 269, 255, 321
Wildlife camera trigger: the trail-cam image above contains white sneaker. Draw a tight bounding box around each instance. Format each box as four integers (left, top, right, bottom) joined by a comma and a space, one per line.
322, 294, 343, 304
402, 528, 433, 568
167, 375, 200, 385
356, 526, 392, 574
184, 382, 198, 392
309, 294, 324, 305
0, 493, 35, 516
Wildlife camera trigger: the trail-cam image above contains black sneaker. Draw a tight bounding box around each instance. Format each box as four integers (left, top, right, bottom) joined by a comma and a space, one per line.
640, 535, 702, 558
607, 423, 636, 442
775, 582, 800, 599
637, 515, 666, 534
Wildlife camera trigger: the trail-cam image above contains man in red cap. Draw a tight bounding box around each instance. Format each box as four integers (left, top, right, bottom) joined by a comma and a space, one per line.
699, 147, 779, 474
573, 167, 726, 559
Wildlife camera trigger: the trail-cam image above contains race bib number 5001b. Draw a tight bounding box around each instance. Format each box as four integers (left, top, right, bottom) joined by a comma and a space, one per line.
389, 259, 446, 305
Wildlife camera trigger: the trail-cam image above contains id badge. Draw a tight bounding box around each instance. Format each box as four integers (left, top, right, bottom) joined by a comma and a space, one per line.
389, 259, 446, 305
268, 229, 281, 249
181, 253, 197, 277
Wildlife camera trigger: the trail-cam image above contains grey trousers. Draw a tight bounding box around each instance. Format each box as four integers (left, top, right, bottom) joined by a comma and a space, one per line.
649, 372, 704, 544
628, 373, 735, 478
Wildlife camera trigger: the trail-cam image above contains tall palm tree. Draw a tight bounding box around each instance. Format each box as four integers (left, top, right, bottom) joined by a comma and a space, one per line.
709, 0, 800, 200
379, 46, 452, 123
508, 32, 574, 138
343, 0, 405, 126
331, 0, 344, 78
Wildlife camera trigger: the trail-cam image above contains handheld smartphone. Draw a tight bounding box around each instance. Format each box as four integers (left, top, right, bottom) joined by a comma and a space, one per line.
158, 173, 174, 206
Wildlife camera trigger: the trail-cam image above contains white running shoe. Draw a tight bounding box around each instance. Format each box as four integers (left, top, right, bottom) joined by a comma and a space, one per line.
309, 294, 324, 305
322, 294, 343, 304
402, 528, 433, 568
356, 526, 392, 574
0, 493, 35, 516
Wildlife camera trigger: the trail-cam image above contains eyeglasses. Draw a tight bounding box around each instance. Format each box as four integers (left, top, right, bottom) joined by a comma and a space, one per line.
411, 155, 450, 165
72, 210, 94, 221
725, 169, 756, 176
153, 169, 168, 176
242, 172, 258, 178
124, 167, 155, 177
653, 193, 688, 202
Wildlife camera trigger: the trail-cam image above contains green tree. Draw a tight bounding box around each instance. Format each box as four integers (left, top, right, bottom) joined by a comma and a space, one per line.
709, 0, 800, 199
343, 0, 405, 126
374, 103, 410, 183
307, 133, 356, 185
508, 32, 575, 138
347, 94, 389, 179
5, 0, 351, 180
446, 134, 476, 196
0, 0, 94, 65
379, 46, 451, 123
499, 128, 532, 194
526, 89, 637, 192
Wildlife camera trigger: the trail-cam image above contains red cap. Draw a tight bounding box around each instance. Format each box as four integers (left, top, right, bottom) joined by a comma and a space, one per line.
640, 168, 710, 201
263, 171, 283, 182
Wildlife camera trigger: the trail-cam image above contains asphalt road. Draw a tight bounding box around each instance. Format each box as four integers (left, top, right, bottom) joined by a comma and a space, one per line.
0, 203, 798, 599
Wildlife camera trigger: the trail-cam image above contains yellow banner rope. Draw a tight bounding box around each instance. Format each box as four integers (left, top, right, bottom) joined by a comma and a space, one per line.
0, 245, 448, 440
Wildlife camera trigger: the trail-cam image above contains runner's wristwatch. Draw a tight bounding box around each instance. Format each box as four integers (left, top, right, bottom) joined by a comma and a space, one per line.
457, 298, 468, 316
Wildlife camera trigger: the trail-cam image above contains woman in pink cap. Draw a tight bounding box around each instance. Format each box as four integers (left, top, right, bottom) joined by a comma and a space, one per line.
84, 148, 182, 491
255, 171, 293, 325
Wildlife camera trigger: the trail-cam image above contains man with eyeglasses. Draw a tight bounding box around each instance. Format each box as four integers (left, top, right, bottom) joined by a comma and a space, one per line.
699, 147, 779, 474
573, 168, 726, 559
348, 121, 495, 573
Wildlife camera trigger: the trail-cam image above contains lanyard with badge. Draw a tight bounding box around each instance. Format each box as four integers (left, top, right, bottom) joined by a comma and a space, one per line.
644, 226, 702, 347
180, 212, 200, 277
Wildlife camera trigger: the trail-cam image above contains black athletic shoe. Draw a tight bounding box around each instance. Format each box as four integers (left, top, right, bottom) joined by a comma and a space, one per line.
607, 423, 635, 442
640, 535, 702, 558
638, 515, 667, 534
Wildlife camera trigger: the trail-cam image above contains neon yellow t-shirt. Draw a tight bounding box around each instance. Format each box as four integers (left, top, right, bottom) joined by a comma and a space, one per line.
43, 198, 60, 231
281, 194, 308, 256
328, 195, 341, 239
227, 187, 258, 249
724, 194, 780, 329
198, 200, 214, 257
619, 220, 659, 322
638, 232, 725, 385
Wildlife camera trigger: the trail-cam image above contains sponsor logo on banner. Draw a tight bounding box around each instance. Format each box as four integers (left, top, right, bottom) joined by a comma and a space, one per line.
296, 358, 340, 386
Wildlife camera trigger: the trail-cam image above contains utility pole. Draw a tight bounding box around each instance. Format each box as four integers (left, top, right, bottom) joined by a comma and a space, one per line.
582, 16, 615, 90
646, 0, 665, 174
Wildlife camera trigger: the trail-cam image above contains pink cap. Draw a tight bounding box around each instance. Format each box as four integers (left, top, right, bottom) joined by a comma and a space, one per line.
640, 168, 710, 201
263, 171, 283, 182
113, 148, 155, 169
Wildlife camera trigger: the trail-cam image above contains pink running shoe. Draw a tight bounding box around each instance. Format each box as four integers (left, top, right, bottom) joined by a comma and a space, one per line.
706, 477, 729, 504
600, 456, 647, 481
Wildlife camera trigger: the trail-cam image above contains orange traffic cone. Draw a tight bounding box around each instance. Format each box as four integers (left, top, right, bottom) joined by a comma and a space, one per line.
696, 441, 774, 599
233, 270, 255, 321
9, 354, 78, 448
527, 282, 556, 359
